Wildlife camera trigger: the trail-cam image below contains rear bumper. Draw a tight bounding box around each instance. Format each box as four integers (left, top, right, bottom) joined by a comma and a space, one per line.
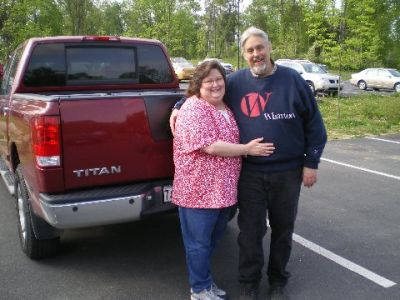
38, 180, 175, 229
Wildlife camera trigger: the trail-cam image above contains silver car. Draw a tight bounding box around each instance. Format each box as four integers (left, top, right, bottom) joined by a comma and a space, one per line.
275, 59, 342, 95
350, 68, 400, 92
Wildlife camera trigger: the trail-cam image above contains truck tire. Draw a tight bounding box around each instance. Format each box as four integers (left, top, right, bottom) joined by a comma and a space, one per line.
15, 165, 60, 259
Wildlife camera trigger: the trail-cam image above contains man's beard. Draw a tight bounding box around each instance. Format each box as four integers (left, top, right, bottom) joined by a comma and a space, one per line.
250, 61, 268, 76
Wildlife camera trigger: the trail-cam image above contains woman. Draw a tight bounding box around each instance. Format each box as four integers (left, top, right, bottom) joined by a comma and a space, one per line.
172, 60, 274, 300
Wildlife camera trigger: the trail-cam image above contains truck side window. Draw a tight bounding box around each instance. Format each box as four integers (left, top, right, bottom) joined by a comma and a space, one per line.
1, 48, 24, 95
0, 61, 10, 95
24, 43, 65, 87
137, 45, 174, 84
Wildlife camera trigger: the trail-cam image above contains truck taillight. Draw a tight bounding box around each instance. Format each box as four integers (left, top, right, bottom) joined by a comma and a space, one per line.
31, 116, 61, 167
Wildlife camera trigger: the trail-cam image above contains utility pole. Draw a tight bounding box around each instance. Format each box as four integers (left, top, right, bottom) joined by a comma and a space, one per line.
213, 4, 217, 57
337, 0, 347, 120
237, 0, 240, 70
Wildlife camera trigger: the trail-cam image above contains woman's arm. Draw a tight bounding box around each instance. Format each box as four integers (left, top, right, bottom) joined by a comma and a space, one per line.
202, 137, 275, 157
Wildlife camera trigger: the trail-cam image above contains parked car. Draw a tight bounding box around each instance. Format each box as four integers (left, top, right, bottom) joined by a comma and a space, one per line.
350, 68, 400, 92
171, 57, 195, 80
318, 64, 328, 72
275, 59, 342, 95
200, 58, 234, 75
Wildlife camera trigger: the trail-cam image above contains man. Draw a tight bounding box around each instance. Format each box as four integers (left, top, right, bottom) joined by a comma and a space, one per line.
170, 27, 327, 300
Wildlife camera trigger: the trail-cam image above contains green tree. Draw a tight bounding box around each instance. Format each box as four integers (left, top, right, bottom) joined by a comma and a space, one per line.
92, 1, 127, 35
341, 0, 383, 69
1, 0, 399, 70
124, 0, 201, 58
243, 0, 308, 59
168, 8, 202, 58
303, 0, 341, 66
0, 0, 63, 60
375, 0, 400, 68
202, 0, 238, 58
56, 0, 98, 35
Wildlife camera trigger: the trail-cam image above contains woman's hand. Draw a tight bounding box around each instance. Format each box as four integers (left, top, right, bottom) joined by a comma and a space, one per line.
246, 137, 275, 156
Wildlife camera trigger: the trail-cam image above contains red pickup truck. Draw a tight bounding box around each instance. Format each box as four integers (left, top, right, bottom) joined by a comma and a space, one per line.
0, 36, 183, 258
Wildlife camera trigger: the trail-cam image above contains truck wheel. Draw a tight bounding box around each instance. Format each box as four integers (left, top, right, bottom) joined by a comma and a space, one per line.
15, 165, 60, 259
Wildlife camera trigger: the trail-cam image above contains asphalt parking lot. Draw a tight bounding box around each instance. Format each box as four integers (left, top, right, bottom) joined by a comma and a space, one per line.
288, 133, 400, 299
0, 134, 399, 300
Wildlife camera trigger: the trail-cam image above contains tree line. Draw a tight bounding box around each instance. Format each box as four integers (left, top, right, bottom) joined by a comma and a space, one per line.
1, 0, 399, 70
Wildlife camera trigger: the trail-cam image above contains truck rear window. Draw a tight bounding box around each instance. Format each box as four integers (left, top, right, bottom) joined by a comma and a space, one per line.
23, 42, 174, 87
66, 47, 137, 84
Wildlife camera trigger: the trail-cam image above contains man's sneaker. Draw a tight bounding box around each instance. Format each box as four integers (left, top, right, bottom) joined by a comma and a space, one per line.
211, 283, 227, 298
239, 283, 259, 300
190, 288, 223, 300
268, 285, 288, 300
191, 283, 227, 298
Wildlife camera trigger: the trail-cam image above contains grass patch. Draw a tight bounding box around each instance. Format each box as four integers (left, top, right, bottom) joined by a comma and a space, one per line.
319, 93, 400, 140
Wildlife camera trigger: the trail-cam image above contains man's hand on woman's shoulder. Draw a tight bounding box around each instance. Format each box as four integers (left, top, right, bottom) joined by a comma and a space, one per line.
169, 109, 179, 136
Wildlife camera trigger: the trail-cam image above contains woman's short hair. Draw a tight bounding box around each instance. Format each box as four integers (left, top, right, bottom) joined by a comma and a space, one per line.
186, 60, 226, 98
240, 26, 270, 54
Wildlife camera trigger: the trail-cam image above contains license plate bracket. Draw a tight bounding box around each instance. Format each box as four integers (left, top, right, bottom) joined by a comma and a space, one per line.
162, 185, 173, 203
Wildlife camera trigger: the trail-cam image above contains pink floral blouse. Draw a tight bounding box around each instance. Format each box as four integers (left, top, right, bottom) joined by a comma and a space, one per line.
172, 96, 241, 209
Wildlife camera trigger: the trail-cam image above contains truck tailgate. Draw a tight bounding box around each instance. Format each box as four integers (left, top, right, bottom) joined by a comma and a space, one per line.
59, 93, 178, 190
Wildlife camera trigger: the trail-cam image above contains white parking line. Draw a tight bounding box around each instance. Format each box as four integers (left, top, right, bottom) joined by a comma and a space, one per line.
293, 233, 397, 288
321, 158, 400, 180
366, 137, 400, 144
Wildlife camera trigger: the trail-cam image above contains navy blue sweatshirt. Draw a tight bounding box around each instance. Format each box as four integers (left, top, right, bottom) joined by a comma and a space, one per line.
224, 65, 327, 172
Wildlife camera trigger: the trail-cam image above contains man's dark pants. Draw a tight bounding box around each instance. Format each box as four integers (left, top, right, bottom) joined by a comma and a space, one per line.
237, 167, 302, 287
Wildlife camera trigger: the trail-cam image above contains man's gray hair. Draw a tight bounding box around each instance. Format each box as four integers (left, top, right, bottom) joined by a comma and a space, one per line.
240, 27, 270, 53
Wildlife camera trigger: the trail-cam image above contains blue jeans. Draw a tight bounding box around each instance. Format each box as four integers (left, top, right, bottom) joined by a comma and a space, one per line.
178, 206, 232, 293
237, 168, 302, 287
